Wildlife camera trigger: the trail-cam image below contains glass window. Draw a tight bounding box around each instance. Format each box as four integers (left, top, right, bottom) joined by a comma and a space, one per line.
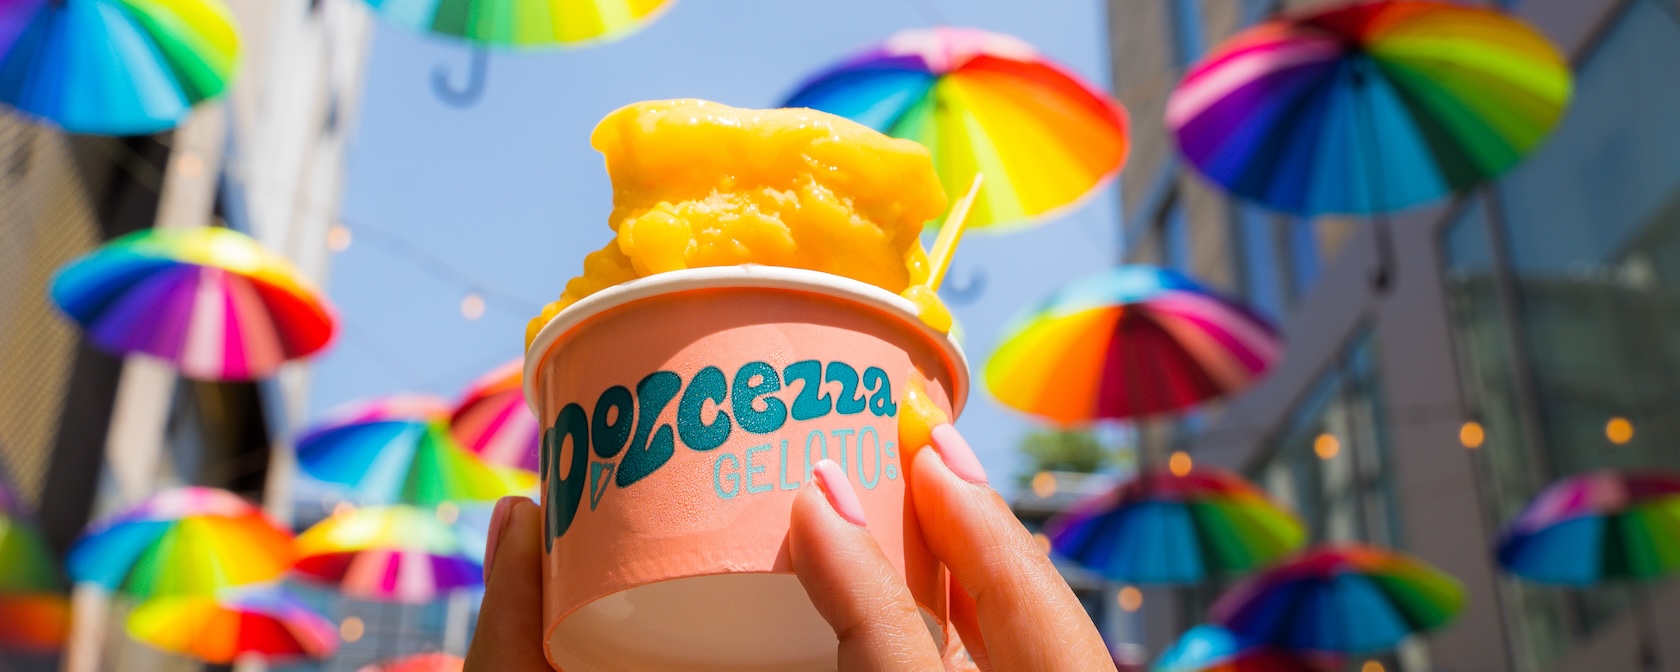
1235, 204, 1288, 320
1157, 193, 1192, 271
1168, 0, 1205, 66
1285, 216, 1321, 298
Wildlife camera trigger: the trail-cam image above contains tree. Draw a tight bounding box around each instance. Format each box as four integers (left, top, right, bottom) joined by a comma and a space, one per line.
1018, 428, 1124, 478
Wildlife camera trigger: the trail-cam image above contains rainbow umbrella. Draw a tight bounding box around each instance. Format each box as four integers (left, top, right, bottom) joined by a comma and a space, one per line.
986, 266, 1280, 423
67, 487, 296, 599
1211, 544, 1465, 654
298, 395, 535, 506
1497, 470, 1680, 585
450, 360, 539, 472
51, 227, 337, 381
1155, 625, 1333, 672
0, 593, 70, 652
1046, 468, 1304, 585
1, 514, 59, 593
127, 586, 338, 663
359, 653, 465, 672
0, 493, 68, 653
0, 0, 239, 135
783, 26, 1128, 233
363, 0, 672, 48
292, 505, 482, 603
1166, 0, 1571, 216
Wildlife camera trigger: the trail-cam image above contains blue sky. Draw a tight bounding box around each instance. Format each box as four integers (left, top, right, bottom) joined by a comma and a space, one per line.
310, 0, 1122, 491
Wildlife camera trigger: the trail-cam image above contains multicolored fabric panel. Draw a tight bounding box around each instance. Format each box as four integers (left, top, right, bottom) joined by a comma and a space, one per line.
127, 586, 338, 663
0, 0, 239, 134
66, 487, 296, 599
1498, 470, 1680, 585
293, 505, 482, 604
1046, 469, 1305, 585
1211, 544, 1465, 654
1155, 625, 1331, 672
1167, 1, 1571, 216
450, 360, 539, 473
784, 26, 1129, 233
362, 0, 671, 48
51, 227, 337, 381
986, 266, 1280, 423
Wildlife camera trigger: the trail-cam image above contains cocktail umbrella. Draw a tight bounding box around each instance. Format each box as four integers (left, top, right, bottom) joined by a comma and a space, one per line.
297, 395, 536, 506
358, 652, 465, 672
1167, 0, 1571, 217
1045, 468, 1305, 584
0, 0, 240, 135
66, 487, 295, 599
986, 266, 1280, 423
292, 505, 482, 603
1210, 544, 1465, 654
126, 586, 338, 663
362, 0, 672, 47
1496, 470, 1680, 671
51, 227, 337, 381
784, 26, 1128, 233
450, 360, 539, 472
1154, 625, 1333, 672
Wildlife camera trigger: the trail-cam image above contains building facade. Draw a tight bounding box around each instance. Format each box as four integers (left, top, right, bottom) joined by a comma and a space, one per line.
1107, 0, 1680, 670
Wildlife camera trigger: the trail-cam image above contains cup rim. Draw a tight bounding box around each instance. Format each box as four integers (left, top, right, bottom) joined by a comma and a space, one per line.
523, 264, 969, 418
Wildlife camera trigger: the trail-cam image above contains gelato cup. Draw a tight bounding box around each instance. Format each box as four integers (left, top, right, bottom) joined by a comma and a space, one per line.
524, 265, 968, 671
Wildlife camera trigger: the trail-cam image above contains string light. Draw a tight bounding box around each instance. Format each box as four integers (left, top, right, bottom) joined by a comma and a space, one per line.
1031, 471, 1058, 498
1607, 417, 1633, 444
1460, 421, 1485, 449
332, 501, 357, 517
1117, 586, 1143, 612
1361, 661, 1385, 672
461, 292, 486, 320
436, 502, 459, 525
1168, 451, 1193, 476
175, 152, 203, 178
1314, 433, 1340, 460
1032, 533, 1052, 554
340, 617, 365, 643
326, 224, 352, 252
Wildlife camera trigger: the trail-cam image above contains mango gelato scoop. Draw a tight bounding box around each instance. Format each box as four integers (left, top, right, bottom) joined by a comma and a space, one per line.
527, 99, 954, 348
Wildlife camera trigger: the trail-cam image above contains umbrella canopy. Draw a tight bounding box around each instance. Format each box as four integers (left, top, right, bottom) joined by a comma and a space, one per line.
1046, 468, 1305, 585
362, 0, 672, 48
783, 26, 1128, 233
358, 653, 466, 672
1497, 470, 1680, 585
298, 395, 536, 506
0, 0, 240, 135
1167, 0, 1571, 216
1, 514, 59, 593
127, 586, 338, 663
1211, 544, 1464, 654
292, 505, 482, 603
67, 487, 296, 599
0, 494, 67, 653
450, 360, 539, 472
0, 593, 70, 652
51, 227, 337, 381
986, 266, 1280, 423
1155, 625, 1332, 672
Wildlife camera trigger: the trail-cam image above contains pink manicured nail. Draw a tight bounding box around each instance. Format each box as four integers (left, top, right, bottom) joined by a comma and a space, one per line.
483, 496, 519, 583
931, 424, 988, 485
812, 459, 868, 527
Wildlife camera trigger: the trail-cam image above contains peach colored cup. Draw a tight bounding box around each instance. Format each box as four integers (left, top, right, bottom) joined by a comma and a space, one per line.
524, 266, 968, 671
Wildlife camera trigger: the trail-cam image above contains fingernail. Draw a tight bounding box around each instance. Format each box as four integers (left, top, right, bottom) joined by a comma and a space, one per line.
812, 459, 868, 527
931, 424, 988, 485
483, 496, 519, 583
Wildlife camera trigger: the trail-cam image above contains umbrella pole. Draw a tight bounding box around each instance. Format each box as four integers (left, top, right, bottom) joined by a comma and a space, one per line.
1631, 585, 1660, 672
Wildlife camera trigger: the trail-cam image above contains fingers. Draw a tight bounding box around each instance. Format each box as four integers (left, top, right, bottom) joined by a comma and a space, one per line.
791, 460, 944, 672
912, 426, 1114, 671
465, 496, 551, 672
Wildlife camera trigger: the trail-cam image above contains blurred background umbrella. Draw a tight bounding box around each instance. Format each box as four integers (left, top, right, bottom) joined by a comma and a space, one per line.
126, 585, 338, 664
362, 0, 673, 48
1210, 544, 1464, 654
986, 265, 1280, 424
1496, 470, 1680, 671
358, 652, 465, 672
449, 360, 539, 472
1154, 625, 1333, 672
67, 487, 295, 599
51, 227, 338, 381
0, 0, 241, 135
784, 26, 1128, 233
297, 395, 535, 506
1046, 467, 1305, 585
0, 494, 68, 653
292, 505, 483, 603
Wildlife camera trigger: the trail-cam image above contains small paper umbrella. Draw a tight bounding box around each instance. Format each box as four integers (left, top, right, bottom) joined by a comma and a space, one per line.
292, 505, 482, 603
450, 360, 539, 472
1497, 470, 1680, 585
1211, 544, 1465, 654
0, 593, 70, 652
986, 266, 1280, 423
1155, 625, 1334, 672
0, 0, 239, 135
1167, 1, 1571, 216
298, 395, 535, 506
1045, 468, 1305, 585
127, 586, 338, 663
784, 26, 1128, 233
51, 227, 337, 381
362, 0, 673, 48
358, 652, 465, 672
67, 487, 296, 599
